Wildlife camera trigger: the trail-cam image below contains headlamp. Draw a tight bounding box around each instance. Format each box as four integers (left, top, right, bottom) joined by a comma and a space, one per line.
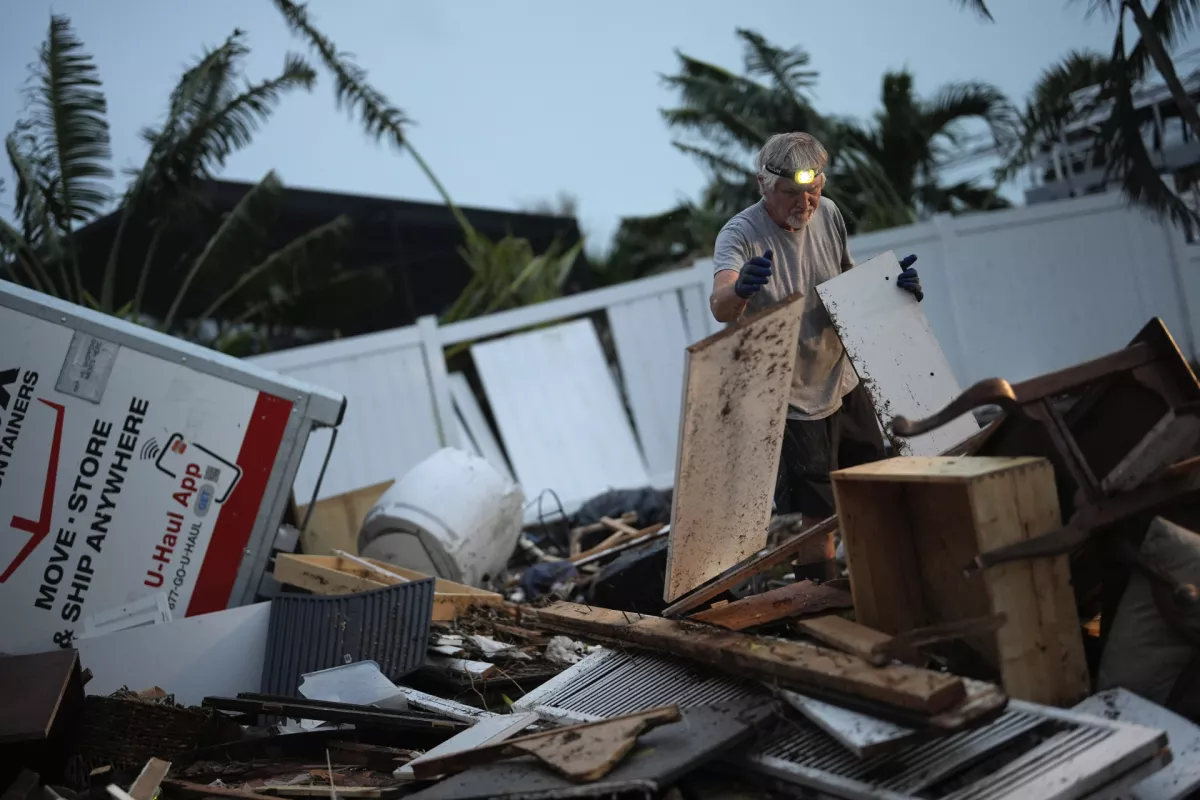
764, 163, 824, 186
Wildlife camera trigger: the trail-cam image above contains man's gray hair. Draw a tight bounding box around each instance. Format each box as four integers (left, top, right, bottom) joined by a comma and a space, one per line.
755, 132, 828, 192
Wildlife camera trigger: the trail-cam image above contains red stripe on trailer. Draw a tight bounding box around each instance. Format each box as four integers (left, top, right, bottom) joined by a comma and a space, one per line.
187, 392, 292, 616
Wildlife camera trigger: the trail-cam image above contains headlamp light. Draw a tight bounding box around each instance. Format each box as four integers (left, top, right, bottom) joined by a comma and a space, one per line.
765, 164, 824, 186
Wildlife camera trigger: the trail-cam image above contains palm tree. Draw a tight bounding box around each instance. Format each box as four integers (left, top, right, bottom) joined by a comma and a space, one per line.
957, 0, 1200, 233
658, 29, 917, 237
269, 0, 583, 329
843, 70, 1015, 217
604, 29, 1012, 274
0, 16, 367, 351
999, 50, 1112, 181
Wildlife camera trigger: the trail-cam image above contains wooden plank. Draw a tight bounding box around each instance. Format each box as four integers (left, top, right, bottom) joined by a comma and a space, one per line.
472, 318, 650, 511
968, 459, 1090, 706
571, 523, 664, 564
409, 706, 682, 782
816, 250, 978, 456
296, 480, 394, 557
689, 581, 853, 631
0, 649, 79, 743
1101, 409, 1200, 492
665, 294, 806, 602
831, 455, 1047, 483
127, 759, 170, 800
528, 602, 967, 716
662, 516, 838, 618
833, 480, 927, 637
793, 615, 892, 664
272, 554, 502, 622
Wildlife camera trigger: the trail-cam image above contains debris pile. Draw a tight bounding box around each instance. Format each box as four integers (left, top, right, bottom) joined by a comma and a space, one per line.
7, 306, 1200, 798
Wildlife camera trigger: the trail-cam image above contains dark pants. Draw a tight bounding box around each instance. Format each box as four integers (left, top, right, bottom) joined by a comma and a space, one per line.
774, 383, 887, 519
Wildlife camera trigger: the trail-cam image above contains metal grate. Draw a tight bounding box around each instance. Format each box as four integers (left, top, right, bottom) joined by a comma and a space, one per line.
261, 577, 435, 698
517, 649, 1167, 800
513, 648, 762, 720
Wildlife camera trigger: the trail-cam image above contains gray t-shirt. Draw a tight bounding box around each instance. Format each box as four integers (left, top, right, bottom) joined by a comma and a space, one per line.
712, 198, 857, 421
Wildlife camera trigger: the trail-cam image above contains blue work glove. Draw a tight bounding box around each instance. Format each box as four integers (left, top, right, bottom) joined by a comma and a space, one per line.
896, 253, 923, 302
734, 249, 773, 299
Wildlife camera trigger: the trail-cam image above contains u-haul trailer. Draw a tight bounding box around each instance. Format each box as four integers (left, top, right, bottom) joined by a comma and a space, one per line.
0, 279, 345, 655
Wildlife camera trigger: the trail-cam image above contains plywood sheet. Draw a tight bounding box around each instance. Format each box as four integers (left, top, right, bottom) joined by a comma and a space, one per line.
608, 293, 690, 483
664, 295, 804, 603
816, 250, 977, 456
471, 319, 649, 511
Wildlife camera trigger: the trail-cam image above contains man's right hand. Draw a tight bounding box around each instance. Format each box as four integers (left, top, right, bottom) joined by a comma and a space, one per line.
734, 249, 773, 299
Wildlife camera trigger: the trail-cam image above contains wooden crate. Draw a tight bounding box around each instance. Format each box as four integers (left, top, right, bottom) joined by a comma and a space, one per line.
832, 455, 1089, 706
273, 553, 503, 622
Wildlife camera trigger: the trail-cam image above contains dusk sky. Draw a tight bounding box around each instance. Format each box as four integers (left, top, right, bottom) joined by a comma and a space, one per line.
0, 1, 1178, 253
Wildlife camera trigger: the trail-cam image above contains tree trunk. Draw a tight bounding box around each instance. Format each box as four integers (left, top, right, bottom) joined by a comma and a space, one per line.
1124, 0, 1200, 141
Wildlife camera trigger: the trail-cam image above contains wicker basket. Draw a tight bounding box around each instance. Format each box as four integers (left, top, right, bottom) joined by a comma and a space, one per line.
69, 694, 219, 769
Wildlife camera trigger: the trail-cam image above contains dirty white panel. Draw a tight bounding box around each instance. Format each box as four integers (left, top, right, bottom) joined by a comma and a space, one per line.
75, 602, 271, 706
261, 344, 443, 502
608, 293, 689, 483
471, 318, 650, 513
817, 250, 978, 457
448, 372, 512, 480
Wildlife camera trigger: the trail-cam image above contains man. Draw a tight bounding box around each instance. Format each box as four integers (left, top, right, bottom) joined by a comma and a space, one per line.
710, 132, 923, 569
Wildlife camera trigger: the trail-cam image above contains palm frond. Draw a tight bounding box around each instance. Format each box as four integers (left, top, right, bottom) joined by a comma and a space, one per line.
0, 215, 54, 293
1124, 0, 1200, 81
998, 49, 1111, 180
140, 47, 316, 201
6, 133, 63, 263
188, 212, 352, 336
26, 15, 112, 231
736, 28, 818, 104
923, 80, 1018, 147
953, 0, 995, 21
1097, 14, 1200, 236
103, 41, 314, 311
270, 0, 473, 236
671, 141, 756, 183
271, 0, 408, 150
161, 170, 284, 332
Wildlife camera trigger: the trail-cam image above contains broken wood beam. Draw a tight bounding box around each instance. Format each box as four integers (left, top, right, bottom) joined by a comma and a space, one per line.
409, 706, 682, 783
796, 614, 1010, 667
793, 615, 894, 665
526, 602, 968, 717
689, 580, 853, 631
663, 516, 838, 618
570, 523, 664, 564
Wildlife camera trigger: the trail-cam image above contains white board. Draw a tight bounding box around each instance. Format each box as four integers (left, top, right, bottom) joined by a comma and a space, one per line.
607, 293, 689, 484
471, 319, 650, 512
73, 601, 270, 705
816, 250, 978, 456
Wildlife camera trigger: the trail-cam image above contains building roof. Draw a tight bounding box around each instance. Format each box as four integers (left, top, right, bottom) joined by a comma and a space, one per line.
71, 178, 587, 340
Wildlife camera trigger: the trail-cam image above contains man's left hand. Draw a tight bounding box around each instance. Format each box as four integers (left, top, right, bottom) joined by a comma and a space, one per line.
897, 254, 923, 302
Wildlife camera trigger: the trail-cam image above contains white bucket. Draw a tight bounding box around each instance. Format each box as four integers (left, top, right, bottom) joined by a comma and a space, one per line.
357, 448, 524, 588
